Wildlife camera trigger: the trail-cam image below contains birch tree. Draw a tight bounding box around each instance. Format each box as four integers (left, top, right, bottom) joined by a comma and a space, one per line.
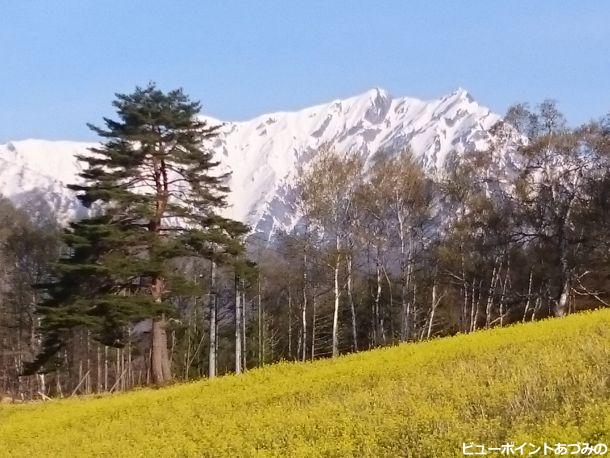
297, 146, 363, 357
512, 103, 609, 316
367, 151, 432, 340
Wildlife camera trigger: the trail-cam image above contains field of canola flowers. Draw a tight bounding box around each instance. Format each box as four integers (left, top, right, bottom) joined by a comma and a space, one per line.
0, 308, 608, 457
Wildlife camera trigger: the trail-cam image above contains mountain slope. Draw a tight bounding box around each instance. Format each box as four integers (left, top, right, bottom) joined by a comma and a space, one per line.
0, 139, 95, 224
0, 309, 608, 457
0, 88, 507, 234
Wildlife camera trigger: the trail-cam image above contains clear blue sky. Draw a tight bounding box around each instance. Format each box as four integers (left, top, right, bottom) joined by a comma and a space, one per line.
1, 1, 609, 142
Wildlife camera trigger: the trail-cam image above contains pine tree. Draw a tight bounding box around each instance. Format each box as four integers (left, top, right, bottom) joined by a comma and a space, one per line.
27, 84, 247, 384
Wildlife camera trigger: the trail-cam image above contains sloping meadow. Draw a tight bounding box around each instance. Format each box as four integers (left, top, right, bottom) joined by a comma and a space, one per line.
0, 309, 608, 457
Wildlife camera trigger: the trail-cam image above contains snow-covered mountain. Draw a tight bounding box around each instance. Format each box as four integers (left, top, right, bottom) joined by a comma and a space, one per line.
0, 88, 505, 234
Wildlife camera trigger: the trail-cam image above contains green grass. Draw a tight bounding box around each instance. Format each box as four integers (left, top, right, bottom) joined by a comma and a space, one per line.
1, 309, 609, 457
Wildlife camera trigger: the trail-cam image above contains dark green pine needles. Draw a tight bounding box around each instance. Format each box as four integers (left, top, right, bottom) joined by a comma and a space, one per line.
27, 84, 248, 383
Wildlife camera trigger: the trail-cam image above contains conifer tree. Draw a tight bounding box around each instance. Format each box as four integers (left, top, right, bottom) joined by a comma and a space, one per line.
27, 84, 247, 384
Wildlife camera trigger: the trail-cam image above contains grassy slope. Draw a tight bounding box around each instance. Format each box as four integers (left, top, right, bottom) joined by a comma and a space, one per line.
0, 309, 608, 458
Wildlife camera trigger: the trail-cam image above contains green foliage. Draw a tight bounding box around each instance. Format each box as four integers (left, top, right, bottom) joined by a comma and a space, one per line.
28, 84, 248, 375
0, 198, 61, 393
3, 309, 609, 457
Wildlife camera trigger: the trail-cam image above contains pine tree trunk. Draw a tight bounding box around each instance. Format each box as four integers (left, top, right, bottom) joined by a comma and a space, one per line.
151, 315, 171, 384
150, 274, 172, 384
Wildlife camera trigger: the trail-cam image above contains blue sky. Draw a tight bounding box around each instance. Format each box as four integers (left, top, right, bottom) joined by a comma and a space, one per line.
1, 1, 609, 142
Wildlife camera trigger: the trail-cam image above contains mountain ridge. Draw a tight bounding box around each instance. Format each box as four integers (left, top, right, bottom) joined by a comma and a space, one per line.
0, 88, 509, 234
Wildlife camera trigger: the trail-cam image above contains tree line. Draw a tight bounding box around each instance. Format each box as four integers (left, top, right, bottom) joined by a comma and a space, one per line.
0, 86, 607, 400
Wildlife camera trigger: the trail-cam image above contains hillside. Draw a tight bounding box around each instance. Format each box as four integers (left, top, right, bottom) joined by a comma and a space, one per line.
0, 309, 608, 457
0, 88, 518, 235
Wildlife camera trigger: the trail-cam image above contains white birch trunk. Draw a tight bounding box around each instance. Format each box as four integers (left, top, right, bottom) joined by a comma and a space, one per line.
235, 275, 242, 374
301, 251, 307, 362
208, 260, 217, 378
241, 285, 247, 370
427, 281, 438, 339
346, 253, 358, 351
523, 270, 534, 323
331, 234, 341, 358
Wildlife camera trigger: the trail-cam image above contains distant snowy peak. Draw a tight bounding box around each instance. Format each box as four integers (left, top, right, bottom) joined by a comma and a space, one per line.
0, 88, 507, 235
0, 139, 95, 224
214, 88, 501, 234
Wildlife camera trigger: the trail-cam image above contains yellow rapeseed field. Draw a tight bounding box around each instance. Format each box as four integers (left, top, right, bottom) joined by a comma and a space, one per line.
0, 309, 608, 457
